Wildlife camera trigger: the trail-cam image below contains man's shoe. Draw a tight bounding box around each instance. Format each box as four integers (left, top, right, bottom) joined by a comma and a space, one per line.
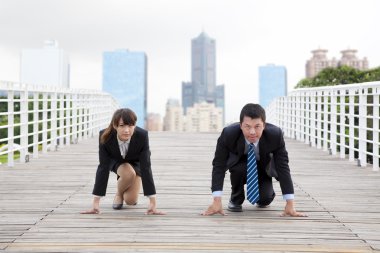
112, 195, 123, 210
227, 201, 242, 212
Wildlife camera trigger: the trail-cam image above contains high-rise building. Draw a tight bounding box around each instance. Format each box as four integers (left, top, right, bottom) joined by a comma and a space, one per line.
191, 32, 216, 103
102, 49, 147, 128
305, 49, 338, 78
259, 64, 287, 108
181, 32, 225, 123
163, 99, 183, 132
20, 40, 70, 88
306, 48, 368, 78
339, 49, 368, 70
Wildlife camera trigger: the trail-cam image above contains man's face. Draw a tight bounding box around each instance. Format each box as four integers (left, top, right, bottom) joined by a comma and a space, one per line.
240, 116, 265, 143
114, 118, 135, 141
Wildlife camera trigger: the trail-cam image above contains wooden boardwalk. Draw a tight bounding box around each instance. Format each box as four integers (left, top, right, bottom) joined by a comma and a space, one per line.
0, 132, 379, 252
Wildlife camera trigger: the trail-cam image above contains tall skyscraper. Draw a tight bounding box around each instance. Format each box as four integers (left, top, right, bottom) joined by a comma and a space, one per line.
306, 48, 368, 78
259, 64, 287, 108
181, 32, 225, 123
20, 40, 70, 88
102, 49, 147, 128
192, 32, 216, 103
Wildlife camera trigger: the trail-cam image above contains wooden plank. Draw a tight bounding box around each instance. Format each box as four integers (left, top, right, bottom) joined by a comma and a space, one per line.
0, 132, 379, 252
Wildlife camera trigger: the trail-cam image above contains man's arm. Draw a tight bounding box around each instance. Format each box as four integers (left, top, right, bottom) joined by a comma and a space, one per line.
211, 129, 230, 192
273, 133, 294, 195
273, 132, 307, 217
203, 129, 230, 216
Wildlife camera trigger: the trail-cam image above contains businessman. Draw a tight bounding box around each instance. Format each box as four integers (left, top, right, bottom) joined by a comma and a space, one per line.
203, 103, 306, 216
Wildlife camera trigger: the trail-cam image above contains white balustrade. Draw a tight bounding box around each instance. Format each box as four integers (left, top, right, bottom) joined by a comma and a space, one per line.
267, 81, 380, 171
0, 81, 119, 167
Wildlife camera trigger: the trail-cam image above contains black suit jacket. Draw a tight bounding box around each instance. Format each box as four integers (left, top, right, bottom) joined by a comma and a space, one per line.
211, 122, 294, 195
92, 127, 156, 196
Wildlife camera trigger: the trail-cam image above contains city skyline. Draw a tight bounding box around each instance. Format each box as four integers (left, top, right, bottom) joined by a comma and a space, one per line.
0, 0, 379, 123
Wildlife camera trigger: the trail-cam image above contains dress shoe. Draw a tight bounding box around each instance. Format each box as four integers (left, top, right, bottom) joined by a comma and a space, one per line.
227, 201, 242, 212
112, 195, 123, 210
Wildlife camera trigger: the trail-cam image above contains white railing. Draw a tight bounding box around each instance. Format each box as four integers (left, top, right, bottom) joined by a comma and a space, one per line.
0, 81, 119, 167
267, 81, 380, 171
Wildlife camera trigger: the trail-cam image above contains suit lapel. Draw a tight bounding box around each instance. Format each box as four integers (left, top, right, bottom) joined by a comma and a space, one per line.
237, 132, 246, 158
125, 132, 138, 158
258, 129, 269, 162
106, 131, 123, 158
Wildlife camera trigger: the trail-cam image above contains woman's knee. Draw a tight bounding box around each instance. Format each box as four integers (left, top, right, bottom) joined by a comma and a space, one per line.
123, 192, 138, 205
117, 163, 136, 179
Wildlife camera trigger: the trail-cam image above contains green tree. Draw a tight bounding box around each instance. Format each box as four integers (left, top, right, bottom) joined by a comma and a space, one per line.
296, 66, 380, 88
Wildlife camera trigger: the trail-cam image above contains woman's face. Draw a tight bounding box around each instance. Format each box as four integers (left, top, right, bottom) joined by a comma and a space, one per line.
114, 118, 136, 141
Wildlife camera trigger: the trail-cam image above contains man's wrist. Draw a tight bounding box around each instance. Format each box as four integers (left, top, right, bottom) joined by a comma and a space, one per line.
213, 196, 222, 202
283, 194, 294, 200
212, 191, 223, 197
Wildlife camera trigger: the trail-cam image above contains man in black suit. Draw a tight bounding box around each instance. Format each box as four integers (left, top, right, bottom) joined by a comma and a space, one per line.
203, 103, 306, 216
81, 108, 164, 215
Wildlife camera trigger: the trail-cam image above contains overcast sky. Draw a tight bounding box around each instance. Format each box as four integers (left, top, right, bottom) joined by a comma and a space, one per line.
1, 0, 379, 123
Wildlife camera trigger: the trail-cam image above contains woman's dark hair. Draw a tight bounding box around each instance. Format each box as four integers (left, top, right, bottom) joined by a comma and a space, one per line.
239, 103, 266, 123
100, 108, 137, 144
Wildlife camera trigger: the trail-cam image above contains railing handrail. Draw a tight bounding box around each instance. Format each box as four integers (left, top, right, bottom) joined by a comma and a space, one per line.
0, 81, 119, 167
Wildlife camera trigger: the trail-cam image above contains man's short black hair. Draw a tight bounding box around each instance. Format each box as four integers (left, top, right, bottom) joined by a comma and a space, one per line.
239, 103, 266, 123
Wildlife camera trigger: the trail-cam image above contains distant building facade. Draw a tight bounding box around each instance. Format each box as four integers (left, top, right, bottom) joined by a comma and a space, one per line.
20, 40, 70, 88
163, 99, 222, 132
163, 99, 183, 132
181, 32, 225, 124
259, 64, 287, 108
306, 48, 368, 78
184, 102, 223, 132
102, 49, 147, 128
146, 113, 162, 131
339, 49, 369, 70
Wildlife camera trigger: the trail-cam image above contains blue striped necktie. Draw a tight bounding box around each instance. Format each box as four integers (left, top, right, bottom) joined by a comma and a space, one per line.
247, 143, 259, 204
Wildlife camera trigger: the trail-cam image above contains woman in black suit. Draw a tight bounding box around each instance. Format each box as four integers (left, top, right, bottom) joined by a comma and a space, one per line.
81, 108, 164, 215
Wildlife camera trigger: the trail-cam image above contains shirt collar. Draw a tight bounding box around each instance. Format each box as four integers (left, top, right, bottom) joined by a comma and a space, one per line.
117, 136, 130, 146
245, 138, 259, 146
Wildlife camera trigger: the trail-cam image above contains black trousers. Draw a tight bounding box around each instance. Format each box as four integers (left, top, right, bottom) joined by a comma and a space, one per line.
229, 157, 275, 206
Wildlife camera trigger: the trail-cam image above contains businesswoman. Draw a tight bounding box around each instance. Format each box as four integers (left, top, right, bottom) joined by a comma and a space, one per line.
81, 108, 164, 215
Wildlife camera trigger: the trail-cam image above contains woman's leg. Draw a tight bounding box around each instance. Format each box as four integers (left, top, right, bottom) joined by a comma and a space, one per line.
113, 163, 136, 208
123, 176, 141, 205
